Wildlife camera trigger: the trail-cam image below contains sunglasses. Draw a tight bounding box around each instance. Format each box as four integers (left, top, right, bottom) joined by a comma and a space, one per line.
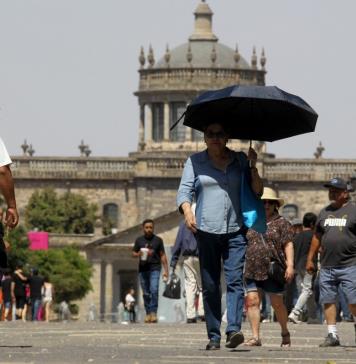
263, 200, 276, 205
205, 131, 227, 139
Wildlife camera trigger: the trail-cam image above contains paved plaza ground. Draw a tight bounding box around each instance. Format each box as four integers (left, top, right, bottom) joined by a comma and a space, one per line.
0, 320, 355, 364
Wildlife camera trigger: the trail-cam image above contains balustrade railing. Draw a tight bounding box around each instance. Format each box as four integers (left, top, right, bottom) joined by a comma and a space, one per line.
264, 159, 356, 181
139, 68, 262, 91
11, 156, 356, 181
11, 157, 135, 179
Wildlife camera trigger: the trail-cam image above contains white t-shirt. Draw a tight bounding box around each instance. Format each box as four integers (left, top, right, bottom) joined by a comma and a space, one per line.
0, 137, 12, 167
125, 293, 135, 308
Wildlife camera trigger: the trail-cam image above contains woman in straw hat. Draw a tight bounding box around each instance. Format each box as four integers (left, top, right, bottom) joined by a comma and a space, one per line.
244, 187, 294, 347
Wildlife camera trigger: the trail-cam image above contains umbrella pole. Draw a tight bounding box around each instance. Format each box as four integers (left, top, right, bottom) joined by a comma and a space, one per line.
249, 140, 252, 168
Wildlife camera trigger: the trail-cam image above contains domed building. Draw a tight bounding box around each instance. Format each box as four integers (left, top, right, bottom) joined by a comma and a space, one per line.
134, 0, 266, 155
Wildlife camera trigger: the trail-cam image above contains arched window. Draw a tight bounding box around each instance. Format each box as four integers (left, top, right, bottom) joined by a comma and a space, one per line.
170, 102, 186, 142
281, 204, 298, 221
103, 203, 118, 234
152, 103, 164, 142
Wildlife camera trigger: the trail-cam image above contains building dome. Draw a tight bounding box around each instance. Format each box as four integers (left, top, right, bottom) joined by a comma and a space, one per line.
135, 1, 267, 154
156, 41, 250, 69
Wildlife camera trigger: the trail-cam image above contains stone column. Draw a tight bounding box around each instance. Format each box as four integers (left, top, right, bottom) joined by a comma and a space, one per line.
145, 104, 153, 142
91, 260, 102, 319
163, 102, 170, 141
104, 260, 114, 320
138, 104, 145, 150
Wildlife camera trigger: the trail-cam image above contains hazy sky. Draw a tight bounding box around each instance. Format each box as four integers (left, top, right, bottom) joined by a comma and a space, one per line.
1, 0, 355, 159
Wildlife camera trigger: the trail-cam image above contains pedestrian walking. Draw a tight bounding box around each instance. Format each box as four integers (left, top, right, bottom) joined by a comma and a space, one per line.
306, 177, 356, 346
170, 206, 204, 324
132, 219, 169, 323
244, 187, 294, 347
124, 288, 136, 323
0, 268, 13, 320
12, 263, 27, 321
176, 122, 263, 350
289, 213, 318, 324
28, 268, 44, 321
42, 276, 54, 322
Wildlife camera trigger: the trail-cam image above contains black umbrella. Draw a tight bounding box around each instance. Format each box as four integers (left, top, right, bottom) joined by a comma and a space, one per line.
171, 85, 318, 142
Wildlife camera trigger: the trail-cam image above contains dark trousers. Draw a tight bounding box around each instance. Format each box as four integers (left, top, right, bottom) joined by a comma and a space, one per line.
196, 229, 247, 342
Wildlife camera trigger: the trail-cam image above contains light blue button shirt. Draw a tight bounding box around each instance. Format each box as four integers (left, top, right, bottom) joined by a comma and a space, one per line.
177, 149, 249, 234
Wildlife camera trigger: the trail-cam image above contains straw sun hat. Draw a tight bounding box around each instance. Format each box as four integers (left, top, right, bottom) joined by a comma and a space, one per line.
261, 187, 285, 207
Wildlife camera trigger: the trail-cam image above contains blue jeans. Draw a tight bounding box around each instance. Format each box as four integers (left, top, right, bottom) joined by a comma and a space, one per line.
139, 270, 160, 314
32, 298, 42, 321
196, 229, 247, 342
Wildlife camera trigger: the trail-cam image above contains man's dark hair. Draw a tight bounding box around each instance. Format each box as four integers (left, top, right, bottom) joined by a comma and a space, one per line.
32, 268, 39, 276
303, 212, 317, 228
142, 219, 154, 227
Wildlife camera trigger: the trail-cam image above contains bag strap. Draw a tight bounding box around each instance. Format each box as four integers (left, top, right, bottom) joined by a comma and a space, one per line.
260, 233, 285, 267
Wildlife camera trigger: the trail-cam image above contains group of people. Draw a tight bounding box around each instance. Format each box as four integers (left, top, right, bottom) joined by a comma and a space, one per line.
133, 122, 356, 351
0, 265, 53, 322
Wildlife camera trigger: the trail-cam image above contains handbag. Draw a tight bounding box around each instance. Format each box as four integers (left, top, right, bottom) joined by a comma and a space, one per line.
260, 234, 286, 286
163, 273, 181, 299
238, 153, 267, 233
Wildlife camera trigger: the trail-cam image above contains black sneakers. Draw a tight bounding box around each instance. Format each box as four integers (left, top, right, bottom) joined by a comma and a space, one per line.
225, 331, 244, 348
206, 340, 220, 350
186, 318, 197, 324
319, 333, 340, 347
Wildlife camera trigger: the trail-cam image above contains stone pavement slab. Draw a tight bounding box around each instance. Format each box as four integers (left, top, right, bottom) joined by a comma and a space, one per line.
0, 321, 355, 364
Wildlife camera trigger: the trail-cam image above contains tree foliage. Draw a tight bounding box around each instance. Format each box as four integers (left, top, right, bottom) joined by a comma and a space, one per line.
25, 188, 97, 234
6, 226, 92, 304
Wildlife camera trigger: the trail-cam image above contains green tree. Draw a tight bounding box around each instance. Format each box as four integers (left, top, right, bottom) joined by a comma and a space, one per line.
6, 226, 92, 303
25, 188, 97, 234
25, 188, 64, 233
29, 247, 92, 302
6, 225, 30, 270
59, 192, 97, 234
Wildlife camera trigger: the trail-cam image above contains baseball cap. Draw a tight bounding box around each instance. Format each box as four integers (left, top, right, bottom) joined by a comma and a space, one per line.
323, 177, 354, 192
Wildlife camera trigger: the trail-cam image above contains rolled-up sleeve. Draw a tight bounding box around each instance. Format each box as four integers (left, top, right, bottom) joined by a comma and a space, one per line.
177, 157, 195, 209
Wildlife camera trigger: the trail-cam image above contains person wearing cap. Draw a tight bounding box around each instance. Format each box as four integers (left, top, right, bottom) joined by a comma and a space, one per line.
177, 122, 263, 350
244, 187, 294, 347
0, 136, 19, 275
170, 204, 204, 324
306, 177, 356, 347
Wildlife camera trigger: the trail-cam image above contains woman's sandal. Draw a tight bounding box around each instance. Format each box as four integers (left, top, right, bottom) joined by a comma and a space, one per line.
281, 331, 291, 347
244, 337, 262, 346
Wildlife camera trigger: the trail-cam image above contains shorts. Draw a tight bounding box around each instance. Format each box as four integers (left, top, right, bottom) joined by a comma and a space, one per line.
43, 297, 53, 304
15, 296, 26, 309
245, 277, 285, 295
319, 265, 356, 304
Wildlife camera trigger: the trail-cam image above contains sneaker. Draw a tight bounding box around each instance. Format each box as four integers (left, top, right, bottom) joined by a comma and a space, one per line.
206, 340, 220, 350
319, 333, 340, 347
186, 318, 197, 323
225, 331, 244, 348
198, 315, 205, 322
288, 312, 301, 324
144, 314, 151, 323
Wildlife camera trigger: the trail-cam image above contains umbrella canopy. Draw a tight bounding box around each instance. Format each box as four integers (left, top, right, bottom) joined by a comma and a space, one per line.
180, 85, 318, 142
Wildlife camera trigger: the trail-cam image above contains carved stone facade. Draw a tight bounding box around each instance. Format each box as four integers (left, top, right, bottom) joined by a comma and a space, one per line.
9, 1, 356, 320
